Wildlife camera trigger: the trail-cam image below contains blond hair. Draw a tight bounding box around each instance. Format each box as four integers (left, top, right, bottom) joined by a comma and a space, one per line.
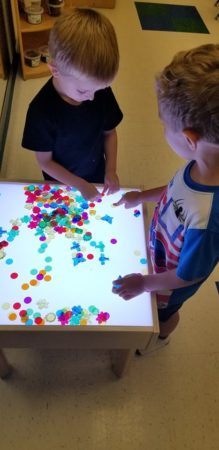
48, 8, 119, 82
156, 44, 219, 144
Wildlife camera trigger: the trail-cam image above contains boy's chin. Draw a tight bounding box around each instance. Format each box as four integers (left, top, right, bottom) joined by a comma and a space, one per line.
70, 95, 86, 103
64, 95, 82, 105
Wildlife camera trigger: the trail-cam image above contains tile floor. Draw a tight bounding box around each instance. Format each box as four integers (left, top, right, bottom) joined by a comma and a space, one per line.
0, 1, 219, 449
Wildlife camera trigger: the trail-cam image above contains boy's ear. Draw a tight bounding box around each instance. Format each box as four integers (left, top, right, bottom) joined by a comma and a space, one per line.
183, 128, 200, 150
48, 62, 60, 78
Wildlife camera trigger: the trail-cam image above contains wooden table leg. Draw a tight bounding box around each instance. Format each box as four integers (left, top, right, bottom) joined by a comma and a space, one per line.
0, 349, 12, 379
110, 349, 133, 378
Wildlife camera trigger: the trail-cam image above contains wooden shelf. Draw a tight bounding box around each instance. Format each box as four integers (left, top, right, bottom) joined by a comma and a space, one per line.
22, 61, 50, 80
14, 0, 116, 80
19, 12, 56, 33
65, 0, 115, 7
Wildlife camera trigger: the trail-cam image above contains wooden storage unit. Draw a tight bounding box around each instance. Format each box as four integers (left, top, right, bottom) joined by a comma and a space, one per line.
14, 0, 116, 80
0, 4, 10, 80
0, 54, 5, 80
66, 0, 115, 6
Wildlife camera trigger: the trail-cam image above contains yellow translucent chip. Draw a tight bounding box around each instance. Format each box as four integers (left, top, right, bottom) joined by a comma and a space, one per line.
80, 318, 87, 325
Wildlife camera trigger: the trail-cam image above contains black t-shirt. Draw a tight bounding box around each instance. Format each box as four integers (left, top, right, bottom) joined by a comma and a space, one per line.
22, 78, 123, 183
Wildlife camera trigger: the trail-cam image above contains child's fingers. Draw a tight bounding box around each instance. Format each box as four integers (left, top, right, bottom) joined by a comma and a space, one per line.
104, 184, 119, 196
120, 292, 133, 301
102, 184, 108, 195
113, 196, 125, 207
93, 191, 102, 201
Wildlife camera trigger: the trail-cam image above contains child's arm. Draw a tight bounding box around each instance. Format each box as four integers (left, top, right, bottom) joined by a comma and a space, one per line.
114, 186, 167, 209
36, 152, 100, 200
112, 270, 203, 300
102, 128, 119, 195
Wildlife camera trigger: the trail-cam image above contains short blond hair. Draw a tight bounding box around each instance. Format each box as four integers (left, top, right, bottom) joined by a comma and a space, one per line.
48, 8, 119, 82
156, 44, 219, 144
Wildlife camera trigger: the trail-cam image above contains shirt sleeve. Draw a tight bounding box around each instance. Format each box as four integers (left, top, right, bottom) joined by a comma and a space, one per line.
22, 102, 56, 152
101, 87, 123, 131
177, 228, 219, 281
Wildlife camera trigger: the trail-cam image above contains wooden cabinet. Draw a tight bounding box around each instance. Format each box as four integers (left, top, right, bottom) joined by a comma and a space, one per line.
67, 1, 115, 6
14, 0, 116, 80
0, 2, 12, 80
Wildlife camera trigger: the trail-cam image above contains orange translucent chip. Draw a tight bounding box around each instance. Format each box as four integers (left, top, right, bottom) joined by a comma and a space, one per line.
44, 275, 51, 282
8, 312, 17, 321
22, 283, 29, 290
39, 269, 46, 275
30, 279, 38, 286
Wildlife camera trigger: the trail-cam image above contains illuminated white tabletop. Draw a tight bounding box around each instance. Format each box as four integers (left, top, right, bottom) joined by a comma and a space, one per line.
0, 181, 158, 377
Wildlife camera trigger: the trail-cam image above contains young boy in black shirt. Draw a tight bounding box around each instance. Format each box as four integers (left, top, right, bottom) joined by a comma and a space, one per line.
22, 8, 123, 201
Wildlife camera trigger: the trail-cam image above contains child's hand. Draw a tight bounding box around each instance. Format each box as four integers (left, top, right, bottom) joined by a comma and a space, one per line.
112, 273, 145, 300
113, 191, 142, 209
103, 172, 120, 195
80, 182, 101, 201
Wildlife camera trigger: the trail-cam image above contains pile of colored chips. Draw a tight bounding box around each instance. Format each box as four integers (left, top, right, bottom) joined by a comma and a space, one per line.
22, 184, 110, 266
7, 302, 110, 326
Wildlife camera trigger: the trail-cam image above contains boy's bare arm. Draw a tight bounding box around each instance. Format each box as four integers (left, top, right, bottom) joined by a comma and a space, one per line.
103, 128, 119, 195
35, 151, 100, 200
139, 186, 167, 202
114, 185, 167, 209
112, 270, 203, 300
